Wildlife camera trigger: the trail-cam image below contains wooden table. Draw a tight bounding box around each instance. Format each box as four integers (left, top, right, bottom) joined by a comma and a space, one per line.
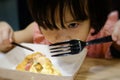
75, 57, 120, 80
0, 57, 120, 80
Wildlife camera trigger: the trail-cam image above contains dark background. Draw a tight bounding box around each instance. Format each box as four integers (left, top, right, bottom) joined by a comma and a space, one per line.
112, 0, 120, 17
17, 0, 33, 30
0, 0, 19, 30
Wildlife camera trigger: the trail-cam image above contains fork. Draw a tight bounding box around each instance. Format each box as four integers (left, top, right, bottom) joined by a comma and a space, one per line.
49, 35, 112, 57
12, 42, 34, 51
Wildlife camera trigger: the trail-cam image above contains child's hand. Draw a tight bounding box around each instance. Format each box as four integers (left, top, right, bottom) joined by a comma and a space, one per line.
112, 20, 120, 45
105, 11, 120, 51
0, 21, 14, 52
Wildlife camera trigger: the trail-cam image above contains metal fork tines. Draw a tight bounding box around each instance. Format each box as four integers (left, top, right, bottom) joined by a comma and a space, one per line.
49, 40, 82, 57
50, 44, 71, 55
49, 35, 113, 57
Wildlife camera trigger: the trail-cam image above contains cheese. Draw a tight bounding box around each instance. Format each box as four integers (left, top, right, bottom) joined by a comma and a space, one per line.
16, 52, 61, 75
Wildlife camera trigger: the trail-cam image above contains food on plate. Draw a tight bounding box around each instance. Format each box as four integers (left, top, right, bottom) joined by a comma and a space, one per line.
16, 52, 61, 75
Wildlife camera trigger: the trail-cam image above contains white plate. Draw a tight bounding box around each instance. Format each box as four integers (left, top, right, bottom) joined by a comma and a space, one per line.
0, 43, 87, 80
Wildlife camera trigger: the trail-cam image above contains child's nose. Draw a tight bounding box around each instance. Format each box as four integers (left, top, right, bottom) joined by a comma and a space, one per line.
55, 32, 72, 43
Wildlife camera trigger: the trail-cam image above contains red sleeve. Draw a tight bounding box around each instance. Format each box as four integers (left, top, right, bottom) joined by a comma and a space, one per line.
86, 11, 118, 59
86, 28, 112, 59
33, 22, 51, 45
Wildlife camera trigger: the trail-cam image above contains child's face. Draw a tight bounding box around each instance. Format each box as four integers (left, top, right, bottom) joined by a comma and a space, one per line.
40, 8, 90, 44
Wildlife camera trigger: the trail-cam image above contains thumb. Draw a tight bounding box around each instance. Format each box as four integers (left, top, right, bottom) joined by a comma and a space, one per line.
9, 29, 14, 43
104, 11, 119, 27
103, 11, 119, 35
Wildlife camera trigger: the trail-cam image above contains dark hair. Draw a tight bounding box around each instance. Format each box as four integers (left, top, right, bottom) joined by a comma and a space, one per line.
27, 0, 112, 35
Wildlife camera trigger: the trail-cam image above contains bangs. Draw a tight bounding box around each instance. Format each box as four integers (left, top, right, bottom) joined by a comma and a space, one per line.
69, 0, 88, 21
28, 0, 88, 30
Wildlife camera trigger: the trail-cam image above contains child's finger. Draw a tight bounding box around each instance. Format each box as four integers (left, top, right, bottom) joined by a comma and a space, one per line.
8, 28, 13, 43
103, 11, 118, 35
112, 20, 120, 44
2, 29, 10, 41
106, 11, 118, 26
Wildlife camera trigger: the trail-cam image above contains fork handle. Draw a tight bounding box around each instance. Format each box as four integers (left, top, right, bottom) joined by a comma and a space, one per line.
86, 35, 112, 46
12, 42, 34, 51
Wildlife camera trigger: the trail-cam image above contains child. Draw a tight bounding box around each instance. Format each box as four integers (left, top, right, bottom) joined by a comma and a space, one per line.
0, 0, 120, 59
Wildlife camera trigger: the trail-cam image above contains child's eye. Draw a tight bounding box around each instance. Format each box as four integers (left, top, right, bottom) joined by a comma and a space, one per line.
68, 23, 79, 28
